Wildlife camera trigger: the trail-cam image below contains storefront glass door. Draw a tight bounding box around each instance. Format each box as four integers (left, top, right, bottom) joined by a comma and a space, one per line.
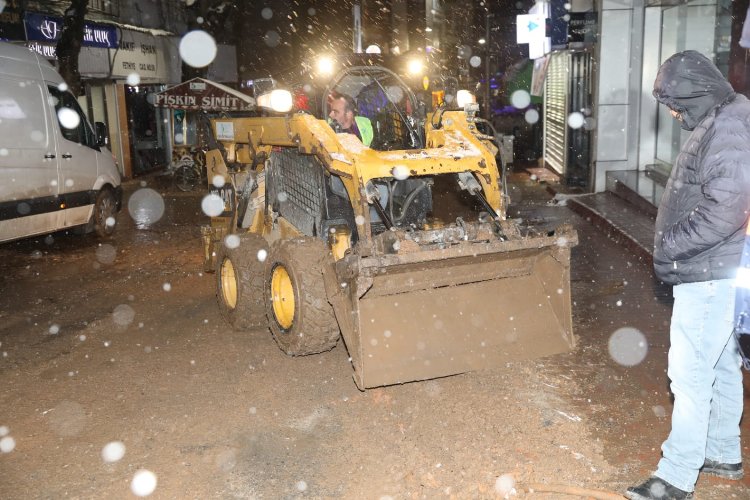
125, 84, 170, 175
654, 0, 729, 168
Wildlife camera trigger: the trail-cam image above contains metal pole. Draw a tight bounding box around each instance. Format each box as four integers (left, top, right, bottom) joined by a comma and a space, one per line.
484, 13, 491, 120
353, 3, 362, 53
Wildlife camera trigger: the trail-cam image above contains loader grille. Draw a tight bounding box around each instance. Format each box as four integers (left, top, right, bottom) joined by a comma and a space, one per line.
267, 148, 326, 237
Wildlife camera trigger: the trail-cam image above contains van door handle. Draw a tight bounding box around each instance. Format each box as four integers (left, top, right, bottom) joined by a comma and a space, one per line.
44, 153, 56, 159
62, 153, 72, 159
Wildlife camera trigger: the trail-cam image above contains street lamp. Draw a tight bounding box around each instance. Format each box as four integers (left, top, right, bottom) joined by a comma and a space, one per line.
407, 58, 424, 76
316, 55, 334, 76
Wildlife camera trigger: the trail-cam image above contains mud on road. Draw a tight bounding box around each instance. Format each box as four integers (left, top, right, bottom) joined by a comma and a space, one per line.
1, 175, 749, 499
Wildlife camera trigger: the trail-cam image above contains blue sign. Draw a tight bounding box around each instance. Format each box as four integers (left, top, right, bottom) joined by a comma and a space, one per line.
24, 12, 118, 49
549, 0, 569, 47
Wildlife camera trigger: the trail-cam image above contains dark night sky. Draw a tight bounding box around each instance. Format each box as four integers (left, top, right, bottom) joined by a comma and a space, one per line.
192, 0, 534, 83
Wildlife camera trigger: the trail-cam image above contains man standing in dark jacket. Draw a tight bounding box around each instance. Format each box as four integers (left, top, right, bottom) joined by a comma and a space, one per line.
627, 51, 750, 499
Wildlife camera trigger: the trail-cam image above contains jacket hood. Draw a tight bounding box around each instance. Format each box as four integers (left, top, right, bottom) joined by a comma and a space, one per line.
653, 50, 735, 130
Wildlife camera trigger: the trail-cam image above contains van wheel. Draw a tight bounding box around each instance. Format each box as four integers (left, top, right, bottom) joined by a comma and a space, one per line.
264, 238, 340, 355
216, 233, 269, 330
93, 189, 117, 237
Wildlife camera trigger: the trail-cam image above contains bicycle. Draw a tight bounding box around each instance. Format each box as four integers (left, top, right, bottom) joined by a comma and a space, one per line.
172, 148, 206, 192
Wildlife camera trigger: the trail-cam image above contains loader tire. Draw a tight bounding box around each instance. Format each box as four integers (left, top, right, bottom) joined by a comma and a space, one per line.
216, 233, 269, 330
264, 238, 340, 355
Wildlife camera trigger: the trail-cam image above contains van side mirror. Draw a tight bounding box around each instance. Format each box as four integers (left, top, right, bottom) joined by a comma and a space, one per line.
95, 122, 109, 147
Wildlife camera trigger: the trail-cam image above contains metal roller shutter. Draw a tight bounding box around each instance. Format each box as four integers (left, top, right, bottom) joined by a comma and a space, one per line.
543, 52, 569, 175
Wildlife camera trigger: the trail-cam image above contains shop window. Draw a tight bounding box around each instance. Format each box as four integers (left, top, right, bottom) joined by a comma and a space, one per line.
126, 84, 169, 175
172, 109, 197, 146
655, 2, 727, 168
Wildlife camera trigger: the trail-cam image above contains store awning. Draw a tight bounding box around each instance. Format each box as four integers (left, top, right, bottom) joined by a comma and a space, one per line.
153, 78, 255, 111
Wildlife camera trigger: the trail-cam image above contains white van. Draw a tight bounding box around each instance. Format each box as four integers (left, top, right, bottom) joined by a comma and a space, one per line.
0, 42, 122, 243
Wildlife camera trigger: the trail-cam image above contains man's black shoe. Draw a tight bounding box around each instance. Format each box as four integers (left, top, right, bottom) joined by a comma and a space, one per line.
702, 458, 743, 480
625, 477, 693, 500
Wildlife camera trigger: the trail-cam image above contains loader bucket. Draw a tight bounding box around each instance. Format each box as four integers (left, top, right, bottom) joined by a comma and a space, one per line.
324, 227, 578, 389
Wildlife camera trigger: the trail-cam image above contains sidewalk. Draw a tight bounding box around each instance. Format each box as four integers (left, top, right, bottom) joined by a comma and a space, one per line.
564, 190, 655, 263
533, 167, 657, 264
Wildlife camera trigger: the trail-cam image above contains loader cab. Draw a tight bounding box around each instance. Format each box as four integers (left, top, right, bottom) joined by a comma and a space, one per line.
322, 66, 425, 151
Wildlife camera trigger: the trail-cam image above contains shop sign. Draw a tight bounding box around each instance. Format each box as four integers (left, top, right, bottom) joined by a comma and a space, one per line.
568, 12, 598, 44
0, 0, 24, 41
153, 78, 255, 112
516, 14, 546, 44
155, 92, 252, 110
518, 2, 551, 60
110, 30, 168, 81
549, 2, 570, 47
24, 12, 117, 49
27, 41, 57, 59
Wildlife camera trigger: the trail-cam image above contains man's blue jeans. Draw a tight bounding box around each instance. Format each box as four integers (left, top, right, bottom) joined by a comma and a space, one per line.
655, 279, 743, 491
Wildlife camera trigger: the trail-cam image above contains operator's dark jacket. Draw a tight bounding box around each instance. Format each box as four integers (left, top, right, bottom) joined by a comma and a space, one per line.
653, 50, 750, 285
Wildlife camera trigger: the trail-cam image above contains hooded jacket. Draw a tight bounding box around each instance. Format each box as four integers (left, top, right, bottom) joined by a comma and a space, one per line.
652, 50, 750, 285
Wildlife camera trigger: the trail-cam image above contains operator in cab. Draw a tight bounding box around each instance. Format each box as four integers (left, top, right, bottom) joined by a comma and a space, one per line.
328, 91, 373, 147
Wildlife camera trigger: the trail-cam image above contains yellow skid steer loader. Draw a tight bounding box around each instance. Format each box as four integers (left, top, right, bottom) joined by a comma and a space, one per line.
201, 66, 577, 389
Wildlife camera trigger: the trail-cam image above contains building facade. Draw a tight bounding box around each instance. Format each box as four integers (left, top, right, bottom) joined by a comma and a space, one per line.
592, 0, 742, 200
1, 0, 237, 178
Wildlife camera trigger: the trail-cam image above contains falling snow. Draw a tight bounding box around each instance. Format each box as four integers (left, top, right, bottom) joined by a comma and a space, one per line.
131, 469, 158, 497
212, 175, 226, 188
495, 473, 516, 497
113, 304, 135, 327
608, 327, 648, 366
392, 165, 410, 180
201, 193, 225, 217
101, 441, 126, 463
128, 188, 165, 227
95, 244, 117, 265
510, 90, 531, 109
57, 108, 80, 129
126, 73, 141, 86
567, 112, 585, 129
0, 436, 16, 453
524, 108, 540, 124
225, 234, 240, 249
179, 30, 217, 68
